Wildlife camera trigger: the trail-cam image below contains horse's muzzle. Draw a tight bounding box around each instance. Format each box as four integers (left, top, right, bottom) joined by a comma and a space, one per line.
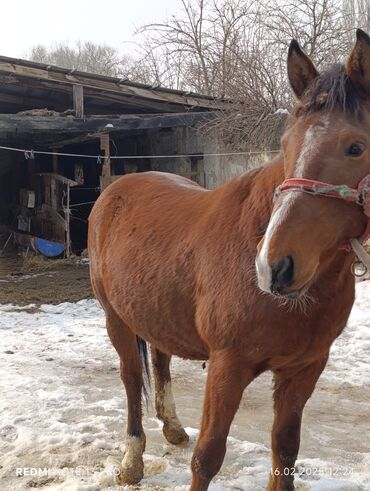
271, 255, 295, 295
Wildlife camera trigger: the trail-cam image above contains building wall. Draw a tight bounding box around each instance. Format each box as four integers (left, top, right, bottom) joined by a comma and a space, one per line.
145, 126, 280, 189
201, 135, 278, 189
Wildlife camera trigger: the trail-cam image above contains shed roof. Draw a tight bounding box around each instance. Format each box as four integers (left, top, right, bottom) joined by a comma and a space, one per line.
0, 55, 225, 115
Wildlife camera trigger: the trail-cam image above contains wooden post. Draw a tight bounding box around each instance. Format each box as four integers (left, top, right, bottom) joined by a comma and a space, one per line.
51, 154, 58, 210
73, 84, 84, 118
52, 153, 58, 172
100, 133, 111, 190
65, 183, 71, 258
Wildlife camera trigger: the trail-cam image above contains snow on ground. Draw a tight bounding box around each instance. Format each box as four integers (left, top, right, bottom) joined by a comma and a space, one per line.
0, 282, 369, 490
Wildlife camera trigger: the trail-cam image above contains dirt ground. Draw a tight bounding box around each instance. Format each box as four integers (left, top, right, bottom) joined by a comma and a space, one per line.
0, 253, 93, 306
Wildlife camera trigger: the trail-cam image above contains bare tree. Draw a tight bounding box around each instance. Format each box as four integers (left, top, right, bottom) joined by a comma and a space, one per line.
137, 1, 348, 102
135, 0, 357, 148
26, 1, 367, 149
28, 41, 140, 79
343, 0, 370, 42
137, 0, 214, 94
262, 0, 349, 66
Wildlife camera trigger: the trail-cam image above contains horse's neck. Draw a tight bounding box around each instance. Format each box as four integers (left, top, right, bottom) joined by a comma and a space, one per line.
249, 155, 285, 207
235, 154, 285, 232
208, 154, 285, 255
218, 154, 284, 206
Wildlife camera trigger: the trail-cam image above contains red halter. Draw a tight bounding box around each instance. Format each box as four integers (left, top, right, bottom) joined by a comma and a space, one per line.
274, 175, 370, 249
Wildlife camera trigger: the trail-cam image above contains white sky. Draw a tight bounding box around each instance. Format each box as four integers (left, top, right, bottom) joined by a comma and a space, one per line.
0, 0, 179, 58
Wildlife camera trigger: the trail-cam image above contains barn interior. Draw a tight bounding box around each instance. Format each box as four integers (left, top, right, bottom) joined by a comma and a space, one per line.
0, 56, 219, 257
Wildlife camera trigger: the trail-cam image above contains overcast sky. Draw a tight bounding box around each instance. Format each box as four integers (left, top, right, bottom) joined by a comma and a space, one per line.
1, 0, 179, 58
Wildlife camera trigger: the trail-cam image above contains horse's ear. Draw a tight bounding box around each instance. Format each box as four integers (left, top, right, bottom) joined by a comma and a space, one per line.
287, 40, 318, 99
346, 29, 370, 98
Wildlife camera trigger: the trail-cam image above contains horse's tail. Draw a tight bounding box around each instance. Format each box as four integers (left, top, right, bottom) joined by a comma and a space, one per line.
136, 336, 151, 406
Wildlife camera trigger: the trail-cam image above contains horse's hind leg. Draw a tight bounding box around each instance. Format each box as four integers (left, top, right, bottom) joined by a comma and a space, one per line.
151, 347, 189, 445
106, 309, 146, 485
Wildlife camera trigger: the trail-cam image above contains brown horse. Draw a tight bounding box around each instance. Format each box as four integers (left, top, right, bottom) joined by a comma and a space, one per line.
88, 29, 370, 491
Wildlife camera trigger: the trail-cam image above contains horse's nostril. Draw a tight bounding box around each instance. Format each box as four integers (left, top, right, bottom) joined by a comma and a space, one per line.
271, 256, 294, 294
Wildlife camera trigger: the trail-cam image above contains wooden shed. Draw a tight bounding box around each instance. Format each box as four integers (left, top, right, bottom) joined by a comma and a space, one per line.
0, 55, 223, 256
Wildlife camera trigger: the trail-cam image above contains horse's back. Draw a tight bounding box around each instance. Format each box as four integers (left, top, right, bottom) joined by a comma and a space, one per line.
90, 171, 205, 248
88, 171, 210, 358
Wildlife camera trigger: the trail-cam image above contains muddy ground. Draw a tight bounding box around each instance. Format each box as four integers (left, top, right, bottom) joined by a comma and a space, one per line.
0, 253, 93, 306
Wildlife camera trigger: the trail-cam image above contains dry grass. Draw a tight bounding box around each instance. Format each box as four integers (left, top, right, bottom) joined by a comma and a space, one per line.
20, 255, 77, 273
0, 252, 93, 306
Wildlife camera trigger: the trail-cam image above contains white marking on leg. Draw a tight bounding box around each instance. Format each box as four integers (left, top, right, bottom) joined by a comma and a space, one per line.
121, 435, 145, 470
162, 381, 182, 428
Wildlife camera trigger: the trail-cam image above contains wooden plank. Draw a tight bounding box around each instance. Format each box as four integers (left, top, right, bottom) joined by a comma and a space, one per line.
35, 172, 78, 187
100, 175, 122, 188
0, 111, 214, 135
73, 84, 84, 118
0, 90, 65, 109
65, 184, 71, 257
36, 204, 66, 230
100, 133, 111, 190
52, 133, 96, 148
52, 153, 58, 172
23, 78, 184, 113
82, 86, 179, 112
44, 175, 51, 206
0, 75, 180, 113
0, 59, 224, 110
50, 174, 58, 210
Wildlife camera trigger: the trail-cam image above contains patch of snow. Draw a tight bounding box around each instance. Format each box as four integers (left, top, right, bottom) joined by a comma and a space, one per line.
0, 283, 369, 490
274, 108, 289, 115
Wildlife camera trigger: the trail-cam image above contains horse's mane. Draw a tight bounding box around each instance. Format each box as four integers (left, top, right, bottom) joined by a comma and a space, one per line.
292, 64, 362, 119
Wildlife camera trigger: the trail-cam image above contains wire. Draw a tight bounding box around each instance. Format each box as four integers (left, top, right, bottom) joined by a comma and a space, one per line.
69, 201, 96, 208
110, 137, 118, 157
70, 216, 88, 223
70, 187, 100, 191
0, 144, 279, 160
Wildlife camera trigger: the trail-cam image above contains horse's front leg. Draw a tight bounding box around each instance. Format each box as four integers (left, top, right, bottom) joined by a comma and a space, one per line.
268, 354, 329, 491
190, 350, 255, 491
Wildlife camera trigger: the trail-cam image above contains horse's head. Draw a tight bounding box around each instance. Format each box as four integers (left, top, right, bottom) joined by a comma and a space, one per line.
256, 29, 370, 299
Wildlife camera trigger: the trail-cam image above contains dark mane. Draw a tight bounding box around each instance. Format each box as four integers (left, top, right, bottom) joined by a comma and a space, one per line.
293, 64, 362, 118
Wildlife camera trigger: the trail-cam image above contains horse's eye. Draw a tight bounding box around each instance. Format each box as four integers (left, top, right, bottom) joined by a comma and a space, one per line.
346, 143, 365, 157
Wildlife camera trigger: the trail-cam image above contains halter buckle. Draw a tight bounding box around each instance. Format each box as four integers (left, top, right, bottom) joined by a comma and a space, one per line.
351, 260, 368, 277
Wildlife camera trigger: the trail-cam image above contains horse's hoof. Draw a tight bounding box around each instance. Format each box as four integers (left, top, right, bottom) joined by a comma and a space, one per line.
116, 462, 144, 485
267, 475, 295, 491
163, 423, 189, 446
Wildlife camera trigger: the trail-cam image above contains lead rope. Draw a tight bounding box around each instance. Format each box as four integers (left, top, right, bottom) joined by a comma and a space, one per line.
350, 239, 370, 277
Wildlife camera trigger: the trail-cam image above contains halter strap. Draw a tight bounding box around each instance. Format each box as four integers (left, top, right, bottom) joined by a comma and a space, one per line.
275, 176, 370, 206
274, 174, 370, 270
